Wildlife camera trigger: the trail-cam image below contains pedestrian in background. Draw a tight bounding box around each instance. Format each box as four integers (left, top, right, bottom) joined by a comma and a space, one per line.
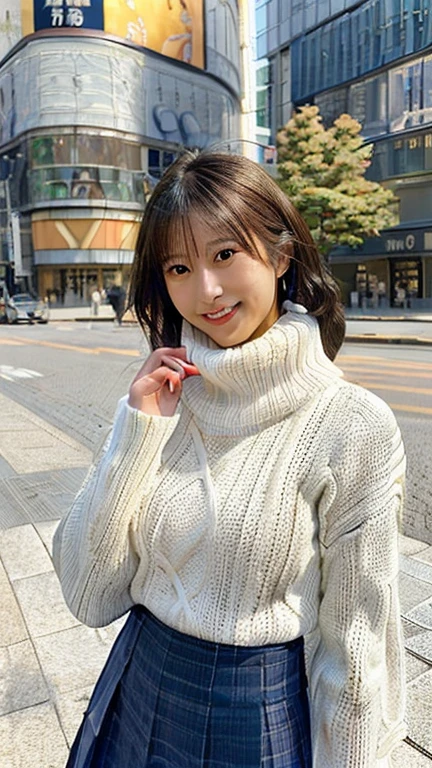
54, 150, 406, 768
90, 288, 101, 316
107, 284, 126, 325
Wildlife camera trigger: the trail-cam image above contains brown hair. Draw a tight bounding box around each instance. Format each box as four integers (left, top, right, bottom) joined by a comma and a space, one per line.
130, 149, 345, 360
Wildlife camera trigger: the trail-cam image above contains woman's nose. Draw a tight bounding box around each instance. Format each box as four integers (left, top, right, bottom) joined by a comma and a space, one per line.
196, 268, 223, 303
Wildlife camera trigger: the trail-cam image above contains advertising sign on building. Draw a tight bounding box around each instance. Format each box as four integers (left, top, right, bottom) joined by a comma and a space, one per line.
104, 0, 204, 68
19, 0, 204, 68
33, 0, 103, 32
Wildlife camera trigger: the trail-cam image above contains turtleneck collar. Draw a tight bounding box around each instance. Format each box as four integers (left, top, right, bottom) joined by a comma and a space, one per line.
180, 300, 343, 436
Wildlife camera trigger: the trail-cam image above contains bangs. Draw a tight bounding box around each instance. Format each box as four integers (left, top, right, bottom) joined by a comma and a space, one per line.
159, 200, 264, 266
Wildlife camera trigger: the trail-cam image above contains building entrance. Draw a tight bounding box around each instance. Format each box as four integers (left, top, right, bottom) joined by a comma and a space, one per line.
390, 259, 423, 307
38, 266, 131, 307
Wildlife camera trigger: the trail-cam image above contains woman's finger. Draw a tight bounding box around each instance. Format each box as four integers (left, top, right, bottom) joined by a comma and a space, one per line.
137, 366, 181, 393
162, 356, 200, 377
136, 347, 189, 379
160, 355, 186, 376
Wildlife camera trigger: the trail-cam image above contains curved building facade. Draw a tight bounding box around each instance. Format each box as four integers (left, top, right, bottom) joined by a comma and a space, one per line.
0, 0, 240, 305
257, 0, 432, 308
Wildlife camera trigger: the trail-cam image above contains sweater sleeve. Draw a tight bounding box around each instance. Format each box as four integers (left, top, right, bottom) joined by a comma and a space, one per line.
308, 388, 406, 767
52, 396, 180, 627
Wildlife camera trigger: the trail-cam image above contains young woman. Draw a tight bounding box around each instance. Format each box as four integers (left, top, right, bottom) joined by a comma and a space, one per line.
53, 150, 406, 768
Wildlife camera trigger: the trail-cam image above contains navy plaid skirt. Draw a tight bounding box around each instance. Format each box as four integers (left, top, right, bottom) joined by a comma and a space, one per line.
66, 606, 312, 768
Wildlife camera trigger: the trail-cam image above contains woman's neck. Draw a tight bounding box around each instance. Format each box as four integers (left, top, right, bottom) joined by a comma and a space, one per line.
180, 301, 343, 436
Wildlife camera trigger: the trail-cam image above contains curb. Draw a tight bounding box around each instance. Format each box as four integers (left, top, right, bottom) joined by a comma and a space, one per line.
346, 315, 432, 323
73, 318, 136, 325
345, 334, 432, 346
49, 316, 137, 325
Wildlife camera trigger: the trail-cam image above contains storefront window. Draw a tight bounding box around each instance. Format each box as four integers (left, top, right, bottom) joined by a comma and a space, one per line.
389, 60, 423, 132
425, 132, 432, 171
315, 88, 348, 127
367, 140, 388, 181
423, 55, 432, 125
391, 137, 407, 175
76, 136, 141, 169
30, 137, 54, 167
317, 0, 330, 23
256, 64, 270, 88
30, 136, 73, 167
390, 259, 423, 306
291, 0, 432, 104
256, 89, 270, 128
27, 132, 151, 205
29, 166, 145, 204
305, 0, 317, 28
255, 3, 268, 35
389, 134, 425, 176
348, 74, 388, 137
148, 149, 175, 178
42, 266, 133, 308
279, 50, 290, 127
30, 135, 143, 171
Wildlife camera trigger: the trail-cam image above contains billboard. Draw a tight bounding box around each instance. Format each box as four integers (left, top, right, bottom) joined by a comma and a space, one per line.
20, 0, 204, 69
33, 0, 104, 32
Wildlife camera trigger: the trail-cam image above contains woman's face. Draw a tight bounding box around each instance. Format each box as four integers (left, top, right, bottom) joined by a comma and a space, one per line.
163, 217, 289, 348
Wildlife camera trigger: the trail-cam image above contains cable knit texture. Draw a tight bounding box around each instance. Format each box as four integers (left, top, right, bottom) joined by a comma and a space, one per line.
53, 301, 406, 767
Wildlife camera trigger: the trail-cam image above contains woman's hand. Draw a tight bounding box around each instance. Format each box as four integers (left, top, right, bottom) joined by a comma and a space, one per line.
128, 347, 199, 417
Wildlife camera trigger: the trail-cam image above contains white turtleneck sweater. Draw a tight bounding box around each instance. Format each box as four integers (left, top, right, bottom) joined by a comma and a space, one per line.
53, 301, 406, 767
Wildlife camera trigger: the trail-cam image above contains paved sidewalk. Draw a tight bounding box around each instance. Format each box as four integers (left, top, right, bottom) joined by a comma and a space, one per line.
48, 304, 133, 324
344, 308, 432, 345
0, 393, 432, 765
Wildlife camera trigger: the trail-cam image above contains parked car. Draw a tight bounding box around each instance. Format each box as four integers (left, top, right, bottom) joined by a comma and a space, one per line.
9, 293, 49, 324
0, 282, 18, 324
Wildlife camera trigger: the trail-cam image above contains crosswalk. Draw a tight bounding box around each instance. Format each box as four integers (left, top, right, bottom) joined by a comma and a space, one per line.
0, 365, 43, 382
338, 354, 432, 417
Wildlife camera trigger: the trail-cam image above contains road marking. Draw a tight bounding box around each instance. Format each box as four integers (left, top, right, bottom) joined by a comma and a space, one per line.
345, 334, 432, 345
388, 402, 432, 416
0, 339, 26, 346
0, 365, 44, 381
97, 346, 140, 358
4, 336, 141, 358
338, 354, 432, 370
341, 367, 432, 380
356, 381, 432, 396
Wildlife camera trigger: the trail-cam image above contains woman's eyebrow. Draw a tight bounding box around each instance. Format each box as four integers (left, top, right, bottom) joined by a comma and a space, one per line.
162, 237, 242, 264
205, 237, 242, 254
162, 254, 188, 264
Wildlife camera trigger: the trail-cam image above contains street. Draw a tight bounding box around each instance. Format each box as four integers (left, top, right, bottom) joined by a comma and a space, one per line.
0, 320, 431, 542
339, 343, 432, 543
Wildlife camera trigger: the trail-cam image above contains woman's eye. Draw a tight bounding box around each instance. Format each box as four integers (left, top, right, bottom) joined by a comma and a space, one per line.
216, 249, 234, 262
167, 264, 189, 276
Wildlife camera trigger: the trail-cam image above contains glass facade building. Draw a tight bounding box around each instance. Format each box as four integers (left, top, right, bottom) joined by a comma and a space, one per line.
257, 0, 432, 308
0, 0, 240, 306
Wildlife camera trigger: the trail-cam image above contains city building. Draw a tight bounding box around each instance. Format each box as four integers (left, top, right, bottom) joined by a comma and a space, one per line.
256, 0, 432, 308
0, 0, 241, 306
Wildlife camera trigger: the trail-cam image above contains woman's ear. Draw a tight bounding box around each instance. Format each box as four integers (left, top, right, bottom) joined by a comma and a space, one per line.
276, 246, 292, 279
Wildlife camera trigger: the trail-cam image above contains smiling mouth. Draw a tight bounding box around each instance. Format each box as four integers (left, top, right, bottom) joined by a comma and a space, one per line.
203, 303, 240, 323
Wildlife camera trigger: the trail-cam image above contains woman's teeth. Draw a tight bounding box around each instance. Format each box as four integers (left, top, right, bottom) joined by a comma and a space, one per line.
206, 306, 235, 319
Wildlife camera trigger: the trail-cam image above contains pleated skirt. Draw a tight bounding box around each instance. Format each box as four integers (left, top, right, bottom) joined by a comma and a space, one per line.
66, 606, 312, 768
